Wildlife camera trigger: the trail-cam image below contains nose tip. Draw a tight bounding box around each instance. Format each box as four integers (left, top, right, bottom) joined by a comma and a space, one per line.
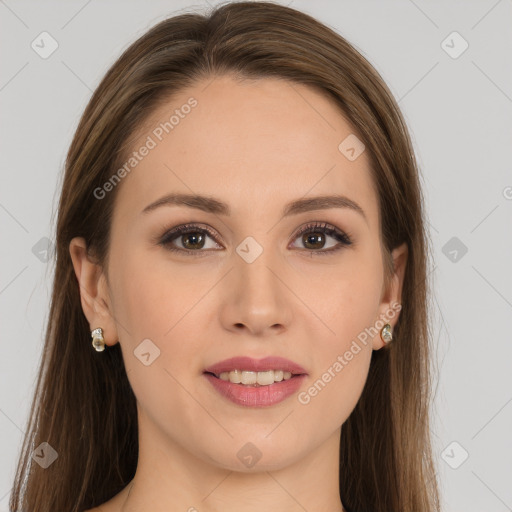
220, 260, 292, 337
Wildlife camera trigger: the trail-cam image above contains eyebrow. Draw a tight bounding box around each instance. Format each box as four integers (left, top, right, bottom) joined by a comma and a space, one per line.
141, 193, 367, 222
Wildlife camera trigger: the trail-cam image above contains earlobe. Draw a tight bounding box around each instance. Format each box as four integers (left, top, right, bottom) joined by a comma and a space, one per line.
69, 237, 118, 346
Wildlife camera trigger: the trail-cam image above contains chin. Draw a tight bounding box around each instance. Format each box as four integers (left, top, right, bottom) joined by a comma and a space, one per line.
195, 434, 308, 473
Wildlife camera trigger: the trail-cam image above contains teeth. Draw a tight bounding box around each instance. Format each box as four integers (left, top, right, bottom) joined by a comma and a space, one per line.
229, 369, 242, 383
257, 371, 274, 385
217, 370, 294, 386
241, 371, 257, 385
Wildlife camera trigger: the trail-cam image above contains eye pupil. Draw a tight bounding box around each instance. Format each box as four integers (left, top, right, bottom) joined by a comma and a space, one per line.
183, 232, 205, 249
303, 232, 325, 249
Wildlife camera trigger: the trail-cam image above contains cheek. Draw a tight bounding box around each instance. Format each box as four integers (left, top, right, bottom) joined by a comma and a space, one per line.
294, 252, 381, 420
110, 253, 205, 427
110, 250, 211, 385
296, 281, 379, 427
112, 249, 203, 341
296, 345, 372, 440
302, 252, 383, 353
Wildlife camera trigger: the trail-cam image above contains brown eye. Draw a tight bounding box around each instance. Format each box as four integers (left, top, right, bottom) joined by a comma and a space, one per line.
302, 231, 327, 250
159, 224, 222, 254
179, 231, 206, 250
158, 221, 353, 257
290, 222, 352, 255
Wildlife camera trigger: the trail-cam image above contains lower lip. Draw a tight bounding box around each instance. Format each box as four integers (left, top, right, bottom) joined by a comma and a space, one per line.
203, 373, 306, 407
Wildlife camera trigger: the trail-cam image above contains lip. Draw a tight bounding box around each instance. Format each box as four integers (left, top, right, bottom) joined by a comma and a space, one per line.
203, 373, 307, 407
203, 356, 307, 376
203, 356, 308, 408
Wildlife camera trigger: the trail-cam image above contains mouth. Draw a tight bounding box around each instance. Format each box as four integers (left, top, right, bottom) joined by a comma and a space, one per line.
202, 356, 307, 407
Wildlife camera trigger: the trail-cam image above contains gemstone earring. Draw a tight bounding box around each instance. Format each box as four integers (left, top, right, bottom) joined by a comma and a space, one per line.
380, 323, 393, 344
91, 327, 106, 352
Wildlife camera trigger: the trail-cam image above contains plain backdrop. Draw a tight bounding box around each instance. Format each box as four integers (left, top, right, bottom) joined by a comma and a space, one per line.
1, 1, 511, 511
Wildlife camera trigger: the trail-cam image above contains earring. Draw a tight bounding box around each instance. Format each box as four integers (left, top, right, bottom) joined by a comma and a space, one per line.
380, 323, 393, 344
91, 327, 106, 352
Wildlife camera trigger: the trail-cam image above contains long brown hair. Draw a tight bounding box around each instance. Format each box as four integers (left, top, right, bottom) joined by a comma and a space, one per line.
9, 2, 440, 511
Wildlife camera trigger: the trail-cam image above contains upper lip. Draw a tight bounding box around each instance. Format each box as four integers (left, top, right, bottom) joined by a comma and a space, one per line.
204, 356, 308, 376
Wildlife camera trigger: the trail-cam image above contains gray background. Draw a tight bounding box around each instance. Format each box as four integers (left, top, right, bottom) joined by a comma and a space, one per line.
1, 1, 511, 511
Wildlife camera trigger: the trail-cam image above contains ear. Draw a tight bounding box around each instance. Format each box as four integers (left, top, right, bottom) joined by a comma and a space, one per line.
69, 237, 119, 347
372, 242, 408, 350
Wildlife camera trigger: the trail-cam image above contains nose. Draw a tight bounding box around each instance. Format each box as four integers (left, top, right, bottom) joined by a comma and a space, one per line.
218, 249, 293, 337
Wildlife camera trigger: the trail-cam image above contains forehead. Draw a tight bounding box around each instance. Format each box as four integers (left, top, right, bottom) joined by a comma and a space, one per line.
112, 74, 378, 229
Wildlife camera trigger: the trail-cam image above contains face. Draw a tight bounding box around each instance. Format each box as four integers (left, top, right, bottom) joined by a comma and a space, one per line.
71, 74, 406, 472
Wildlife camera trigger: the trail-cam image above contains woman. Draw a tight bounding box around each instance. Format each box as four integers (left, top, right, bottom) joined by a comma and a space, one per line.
9, 2, 440, 511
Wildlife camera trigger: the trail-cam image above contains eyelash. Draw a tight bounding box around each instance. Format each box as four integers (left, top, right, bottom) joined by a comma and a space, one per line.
157, 221, 353, 257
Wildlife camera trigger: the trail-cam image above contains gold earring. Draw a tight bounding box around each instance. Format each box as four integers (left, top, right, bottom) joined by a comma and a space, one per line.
91, 328, 106, 352
380, 323, 393, 344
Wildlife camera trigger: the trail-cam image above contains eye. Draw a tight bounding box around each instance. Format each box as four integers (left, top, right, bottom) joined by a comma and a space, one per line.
289, 221, 353, 256
157, 221, 353, 256
158, 223, 222, 255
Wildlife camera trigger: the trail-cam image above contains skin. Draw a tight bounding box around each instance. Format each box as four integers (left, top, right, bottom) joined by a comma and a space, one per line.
71, 74, 407, 512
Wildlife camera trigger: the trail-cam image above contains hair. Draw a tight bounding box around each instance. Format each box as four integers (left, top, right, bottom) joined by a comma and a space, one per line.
9, 2, 440, 511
